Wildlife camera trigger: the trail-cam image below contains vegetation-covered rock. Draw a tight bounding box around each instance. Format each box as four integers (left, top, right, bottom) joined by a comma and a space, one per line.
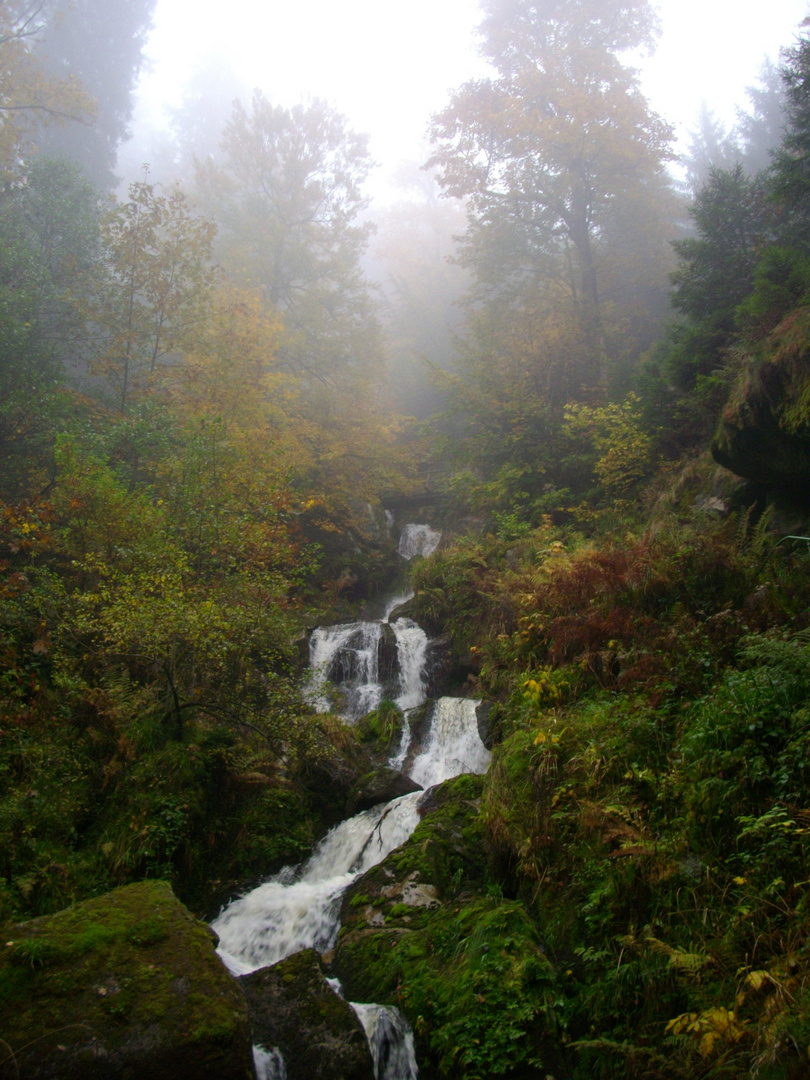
712, 309, 810, 497
345, 767, 422, 815
332, 775, 564, 1078
240, 948, 374, 1080
0, 880, 253, 1080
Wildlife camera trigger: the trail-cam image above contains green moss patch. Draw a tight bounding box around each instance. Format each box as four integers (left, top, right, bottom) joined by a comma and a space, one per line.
0, 880, 252, 1079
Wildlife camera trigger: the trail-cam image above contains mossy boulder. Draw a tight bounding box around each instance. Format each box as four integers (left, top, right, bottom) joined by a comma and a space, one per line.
239, 948, 373, 1080
346, 768, 422, 815
354, 703, 406, 763
0, 880, 253, 1080
712, 312, 810, 498
335, 775, 488, 986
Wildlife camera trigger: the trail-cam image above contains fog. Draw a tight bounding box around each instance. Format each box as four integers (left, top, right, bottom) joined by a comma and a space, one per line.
126, 0, 810, 201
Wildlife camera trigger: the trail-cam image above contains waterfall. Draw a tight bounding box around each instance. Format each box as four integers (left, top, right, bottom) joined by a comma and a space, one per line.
392, 618, 428, 711
253, 1045, 287, 1080
306, 621, 384, 719
212, 697, 491, 1075
409, 699, 491, 789
306, 584, 429, 722
397, 524, 441, 560
216, 533, 488, 1080
351, 1004, 419, 1080
212, 793, 423, 975
383, 590, 414, 621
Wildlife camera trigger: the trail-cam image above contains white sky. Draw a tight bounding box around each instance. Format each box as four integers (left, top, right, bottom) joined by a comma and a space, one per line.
134, 0, 810, 201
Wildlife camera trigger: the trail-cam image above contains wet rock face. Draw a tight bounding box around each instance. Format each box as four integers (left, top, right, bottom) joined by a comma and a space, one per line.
240, 949, 374, 1080
0, 881, 253, 1080
333, 774, 489, 1003
346, 767, 423, 816
712, 322, 810, 500
474, 700, 496, 749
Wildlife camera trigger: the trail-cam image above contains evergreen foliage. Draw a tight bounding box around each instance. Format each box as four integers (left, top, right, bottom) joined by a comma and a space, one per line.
30, 0, 157, 187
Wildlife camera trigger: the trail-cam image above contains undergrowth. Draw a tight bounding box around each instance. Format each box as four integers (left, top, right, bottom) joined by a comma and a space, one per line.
409, 500, 810, 1078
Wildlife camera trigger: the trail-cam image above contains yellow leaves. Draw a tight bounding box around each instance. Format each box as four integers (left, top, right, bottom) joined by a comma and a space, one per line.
666, 1006, 747, 1058
0, 6, 94, 176
743, 969, 776, 995
523, 667, 570, 708
666, 960, 803, 1065
533, 729, 560, 747
563, 394, 655, 498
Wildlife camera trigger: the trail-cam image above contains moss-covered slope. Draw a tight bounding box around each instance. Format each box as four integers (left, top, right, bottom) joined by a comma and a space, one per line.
0, 880, 253, 1080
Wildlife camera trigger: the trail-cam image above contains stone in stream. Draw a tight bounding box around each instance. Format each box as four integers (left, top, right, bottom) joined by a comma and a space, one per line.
239, 949, 374, 1080
0, 880, 253, 1080
345, 767, 423, 816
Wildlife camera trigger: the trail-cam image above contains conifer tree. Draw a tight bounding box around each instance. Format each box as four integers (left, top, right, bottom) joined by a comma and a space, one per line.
31, 0, 157, 187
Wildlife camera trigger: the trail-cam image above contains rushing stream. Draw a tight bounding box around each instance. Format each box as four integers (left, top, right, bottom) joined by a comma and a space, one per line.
213, 526, 490, 1080
306, 590, 429, 720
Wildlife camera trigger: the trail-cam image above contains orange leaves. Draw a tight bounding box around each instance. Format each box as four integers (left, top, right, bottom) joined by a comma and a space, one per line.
0, 500, 54, 557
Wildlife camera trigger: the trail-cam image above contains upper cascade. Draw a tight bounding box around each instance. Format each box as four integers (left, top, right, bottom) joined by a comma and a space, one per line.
306, 584, 430, 722
397, 524, 441, 561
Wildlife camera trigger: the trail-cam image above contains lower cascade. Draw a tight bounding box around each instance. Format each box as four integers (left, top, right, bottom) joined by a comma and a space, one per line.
351, 1003, 419, 1080
212, 793, 423, 973
213, 698, 491, 1078
214, 560, 489, 1079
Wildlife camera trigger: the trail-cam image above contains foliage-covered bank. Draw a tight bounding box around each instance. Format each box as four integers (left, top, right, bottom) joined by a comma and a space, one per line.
0, 425, 397, 920
382, 486, 810, 1078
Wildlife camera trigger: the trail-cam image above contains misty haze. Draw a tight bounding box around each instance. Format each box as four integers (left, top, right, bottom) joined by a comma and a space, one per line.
1, 1, 810, 1078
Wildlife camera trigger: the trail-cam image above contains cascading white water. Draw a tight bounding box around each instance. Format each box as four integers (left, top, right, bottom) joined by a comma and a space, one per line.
397, 524, 441, 561
213, 792, 423, 975
253, 1045, 286, 1080
212, 696, 491, 1074
409, 698, 491, 789
212, 699, 492, 980
306, 586, 429, 722
307, 621, 384, 718
216, 538, 491, 1080
391, 618, 428, 711
351, 1004, 419, 1080
383, 590, 414, 621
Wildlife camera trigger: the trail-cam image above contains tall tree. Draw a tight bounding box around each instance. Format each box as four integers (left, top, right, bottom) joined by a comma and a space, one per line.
429, 0, 675, 392
0, 158, 100, 497
682, 102, 740, 198
195, 92, 383, 405
0, 0, 91, 174
770, 29, 810, 245
30, 0, 156, 187
425, 0, 677, 516
88, 177, 217, 413
737, 59, 787, 177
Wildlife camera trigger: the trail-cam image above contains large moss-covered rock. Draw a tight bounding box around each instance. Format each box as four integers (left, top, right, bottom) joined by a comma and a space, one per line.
0, 881, 252, 1080
712, 311, 810, 497
346, 768, 422, 815
240, 949, 373, 1080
